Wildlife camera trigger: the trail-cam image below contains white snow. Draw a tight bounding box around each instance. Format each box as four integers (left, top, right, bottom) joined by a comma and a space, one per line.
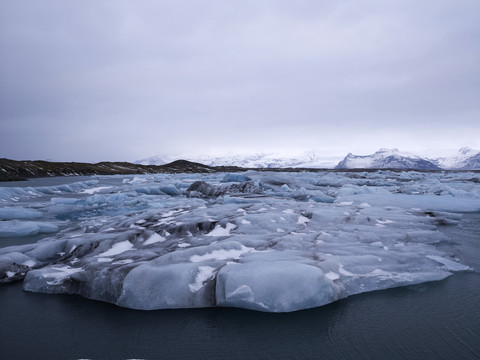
96, 241, 134, 257
42, 266, 83, 285
189, 266, 216, 292
80, 186, 112, 194
426, 255, 470, 271
297, 215, 310, 225
206, 222, 237, 236
144, 233, 166, 245
190, 245, 256, 263
325, 271, 340, 281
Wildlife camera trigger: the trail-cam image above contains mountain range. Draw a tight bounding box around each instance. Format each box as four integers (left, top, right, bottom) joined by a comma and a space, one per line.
135, 151, 342, 169
335, 148, 480, 170
137, 148, 480, 170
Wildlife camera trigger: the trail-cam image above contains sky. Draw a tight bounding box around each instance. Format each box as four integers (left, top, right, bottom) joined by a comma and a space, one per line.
1, 0, 479, 163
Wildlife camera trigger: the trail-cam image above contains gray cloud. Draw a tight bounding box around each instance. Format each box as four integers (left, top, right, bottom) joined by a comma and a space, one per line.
1, 0, 479, 162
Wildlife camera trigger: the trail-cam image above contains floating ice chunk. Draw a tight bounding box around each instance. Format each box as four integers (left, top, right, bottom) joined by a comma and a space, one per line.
51, 197, 85, 205
135, 186, 161, 195
24, 265, 83, 291
2, 170, 477, 313
426, 255, 470, 271
144, 233, 166, 245
159, 185, 180, 196
340, 193, 480, 213
25, 239, 67, 261
310, 191, 335, 203
0, 252, 36, 283
222, 174, 251, 182
43, 265, 83, 279
40, 266, 83, 286
189, 266, 216, 292
0, 208, 42, 220
0, 221, 58, 238
118, 262, 217, 310
216, 262, 344, 312
206, 222, 237, 237
96, 241, 134, 257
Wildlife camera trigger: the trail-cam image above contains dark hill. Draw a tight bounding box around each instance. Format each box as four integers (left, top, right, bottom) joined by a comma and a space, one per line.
0, 158, 244, 181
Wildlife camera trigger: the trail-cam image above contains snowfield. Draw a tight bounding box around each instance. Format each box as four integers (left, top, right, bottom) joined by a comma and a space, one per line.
0, 170, 478, 312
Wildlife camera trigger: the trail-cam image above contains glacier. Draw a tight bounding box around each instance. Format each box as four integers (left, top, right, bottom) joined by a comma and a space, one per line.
0, 170, 478, 312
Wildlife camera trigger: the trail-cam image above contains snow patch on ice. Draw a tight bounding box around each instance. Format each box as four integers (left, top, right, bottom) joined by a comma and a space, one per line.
144, 233, 166, 245
42, 266, 83, 285
426, 255, 470, 271
190, 245, 256, 263
189, 266, 216, 292
96, 241, 134, 257
206, 222, 237, 236
80, 186, 112, 194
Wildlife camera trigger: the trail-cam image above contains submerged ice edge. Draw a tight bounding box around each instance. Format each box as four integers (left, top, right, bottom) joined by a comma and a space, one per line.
0, 170, 478, 312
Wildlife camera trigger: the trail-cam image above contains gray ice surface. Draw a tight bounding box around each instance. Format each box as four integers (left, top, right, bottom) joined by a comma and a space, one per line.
0, 171, 477, 311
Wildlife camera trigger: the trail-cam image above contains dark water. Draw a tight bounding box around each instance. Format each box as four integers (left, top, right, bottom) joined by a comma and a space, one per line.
1, 214, 479, 359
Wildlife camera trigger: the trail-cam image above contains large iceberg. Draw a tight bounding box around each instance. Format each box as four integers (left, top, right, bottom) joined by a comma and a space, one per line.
0, 171, 477, 311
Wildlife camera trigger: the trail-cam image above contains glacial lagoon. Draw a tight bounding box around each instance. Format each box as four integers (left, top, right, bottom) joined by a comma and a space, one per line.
0, 171, 479, 359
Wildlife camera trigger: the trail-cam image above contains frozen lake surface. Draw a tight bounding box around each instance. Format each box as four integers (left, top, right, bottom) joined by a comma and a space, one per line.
0, 171, 479, 358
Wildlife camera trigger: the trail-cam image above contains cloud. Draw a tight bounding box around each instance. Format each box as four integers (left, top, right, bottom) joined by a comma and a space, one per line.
1, 0, 479, 161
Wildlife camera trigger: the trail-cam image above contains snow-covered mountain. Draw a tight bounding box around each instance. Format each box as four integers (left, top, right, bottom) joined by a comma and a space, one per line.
136, 148, 480, 170
335, 149, 442, 170
431, 147, 480, 170
335, 148, 480, 170
136, 151, 342, 169
459, 152, 480, 170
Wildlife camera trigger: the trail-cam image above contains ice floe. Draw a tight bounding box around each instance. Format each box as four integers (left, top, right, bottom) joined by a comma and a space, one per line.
0, 170, 477, 312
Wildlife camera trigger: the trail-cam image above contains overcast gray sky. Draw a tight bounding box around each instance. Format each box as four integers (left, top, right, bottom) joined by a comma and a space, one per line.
1, 0, 479, 162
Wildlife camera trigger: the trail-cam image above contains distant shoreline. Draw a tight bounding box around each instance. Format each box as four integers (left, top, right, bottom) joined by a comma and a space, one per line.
2, 158, 478, 182
0, 158, 235, 182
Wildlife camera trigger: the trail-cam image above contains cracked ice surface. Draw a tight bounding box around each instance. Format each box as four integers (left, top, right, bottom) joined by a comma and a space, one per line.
0, 171, 478, 312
